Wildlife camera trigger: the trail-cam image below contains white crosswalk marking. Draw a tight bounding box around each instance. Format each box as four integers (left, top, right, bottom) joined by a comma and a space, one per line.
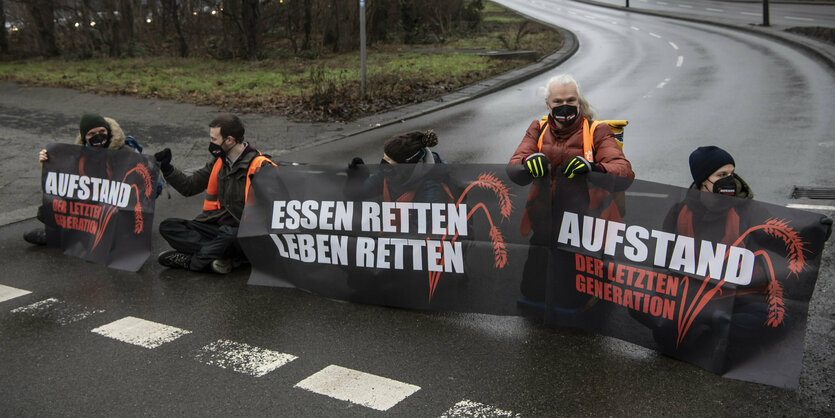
0, 284, 31, 303
194, 339, 297, 377
11, 297, 104, 325
439, 400, 521, 417
786, 203, 835, 212
91, 316, 191, 349
294, 364, 421, 411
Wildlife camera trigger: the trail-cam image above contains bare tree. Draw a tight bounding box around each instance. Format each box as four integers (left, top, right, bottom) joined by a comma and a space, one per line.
26, 0, 59, 56
161, 0, 187, 57
0, 0, 8, 54
240, 0, 258, 60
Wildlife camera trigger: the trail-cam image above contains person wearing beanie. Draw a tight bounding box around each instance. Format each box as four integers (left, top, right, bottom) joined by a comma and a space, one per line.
24, 112, 144, 246
687, 145, 752, 198
632, 147, 787, 365
345, 129, 452, 205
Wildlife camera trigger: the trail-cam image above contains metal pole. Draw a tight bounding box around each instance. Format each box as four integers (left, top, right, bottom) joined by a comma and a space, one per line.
360, 0, 367, 97
762, 0, 770, 26
625, 0, 629, 8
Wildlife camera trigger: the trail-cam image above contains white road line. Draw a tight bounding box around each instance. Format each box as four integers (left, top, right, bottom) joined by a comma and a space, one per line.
786, 204, 835, 212
679, 4, 693, 8
656, 78, 671, 88
706, 7, 724, 12
11, 297, 104, 325
440, 400, 521, 417
92, 316, 191, 349
630, 26, 641, 31
294, 365, 421, 411
649, 32, 662, 39
668, 41, 679, 50
657, 1, 668, 5
0, 284, 31, 303
625, 192, 670, 199
677, 55, 684, 67
584, 15, 596, 19
784, 16, 814, 21
568, 10, 578, 15
194, 339, 297, 377
741, 12, 762, 17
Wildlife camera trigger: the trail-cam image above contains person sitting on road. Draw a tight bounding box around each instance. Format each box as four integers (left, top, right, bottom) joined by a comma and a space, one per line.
154, 114, 276, 275
23, 113, 145, 245
345, 130, 453, 204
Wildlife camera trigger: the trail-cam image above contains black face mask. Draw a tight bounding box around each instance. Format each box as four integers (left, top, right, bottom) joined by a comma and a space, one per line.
551, 104, 578, 125
712, 175, 737, 196
87, 133, 111, 148
209, 142, 225, 159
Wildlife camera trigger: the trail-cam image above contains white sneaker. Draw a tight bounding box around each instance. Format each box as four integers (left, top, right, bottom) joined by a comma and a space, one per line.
211, 258, 233, 274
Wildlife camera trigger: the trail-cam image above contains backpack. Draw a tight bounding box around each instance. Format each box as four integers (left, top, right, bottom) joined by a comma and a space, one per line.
536, 117, 628, 162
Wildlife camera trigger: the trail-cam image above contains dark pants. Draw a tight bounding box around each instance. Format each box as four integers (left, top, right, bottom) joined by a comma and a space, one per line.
159, 218, 243, 271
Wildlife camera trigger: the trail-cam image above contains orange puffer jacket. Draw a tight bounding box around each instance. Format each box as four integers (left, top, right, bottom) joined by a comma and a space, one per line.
508, 116, 634, 180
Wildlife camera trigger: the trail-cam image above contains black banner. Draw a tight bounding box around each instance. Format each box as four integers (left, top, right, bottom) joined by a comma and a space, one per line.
546, 173, 828, 389
239, 164, 544, 314
41, 143, 160, 271
239, 165, 828, 389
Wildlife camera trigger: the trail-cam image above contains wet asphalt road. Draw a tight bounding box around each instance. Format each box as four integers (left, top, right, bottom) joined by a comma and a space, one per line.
1, 0, 834, 416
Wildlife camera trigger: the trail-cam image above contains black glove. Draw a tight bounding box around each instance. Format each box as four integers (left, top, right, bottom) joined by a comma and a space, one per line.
523, 153, 548, 178
562, 156, 601, 178
348, 157, 364, 169
154, 148, 173, 175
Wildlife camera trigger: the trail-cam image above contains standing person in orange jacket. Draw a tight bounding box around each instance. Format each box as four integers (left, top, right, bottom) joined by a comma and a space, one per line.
507, 73, 634, 183
153, 114, 275, 274
507, 73, 635, 306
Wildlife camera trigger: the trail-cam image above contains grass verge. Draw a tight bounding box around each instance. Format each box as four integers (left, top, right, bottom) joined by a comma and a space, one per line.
0, 2, 563, 121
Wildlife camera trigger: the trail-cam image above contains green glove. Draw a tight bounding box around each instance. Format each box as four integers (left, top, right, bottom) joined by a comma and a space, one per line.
524, 153, 549, 178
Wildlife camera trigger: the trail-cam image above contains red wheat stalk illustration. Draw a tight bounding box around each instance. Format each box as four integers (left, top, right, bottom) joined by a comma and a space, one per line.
489, 226, 507, 268
674, 218, 809, 346
765, 279, 785, 327
427, 172, 513, 302
91, 163, 152, 250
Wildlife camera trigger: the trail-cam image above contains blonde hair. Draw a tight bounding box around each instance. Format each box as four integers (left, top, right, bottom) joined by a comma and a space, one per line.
543, 73, 596, 121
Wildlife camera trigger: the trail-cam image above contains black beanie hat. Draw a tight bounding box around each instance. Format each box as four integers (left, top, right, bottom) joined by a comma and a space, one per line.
383, 130, 438, 163
79, 113, 111, 138
689, 146, 735, 185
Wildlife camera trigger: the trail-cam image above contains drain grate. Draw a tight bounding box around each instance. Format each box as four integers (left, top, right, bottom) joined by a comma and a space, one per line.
791, 186, 835, 200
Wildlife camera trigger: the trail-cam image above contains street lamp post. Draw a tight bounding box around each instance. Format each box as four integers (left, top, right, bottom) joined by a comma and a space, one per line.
762, 0, 770, 26
360, 0, 367, 97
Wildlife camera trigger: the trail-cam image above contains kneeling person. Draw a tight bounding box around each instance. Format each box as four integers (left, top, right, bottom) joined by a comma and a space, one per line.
154, 114, 275, 274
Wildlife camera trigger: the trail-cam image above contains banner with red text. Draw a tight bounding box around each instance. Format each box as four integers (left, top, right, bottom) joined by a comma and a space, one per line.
238, 165, 829, 389
546, 173, 829, 389
41, 143, 160, 271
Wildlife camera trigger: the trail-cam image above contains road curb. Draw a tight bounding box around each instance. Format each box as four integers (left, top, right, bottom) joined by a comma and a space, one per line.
280, 25, 580, 154
572, 0, 835, 71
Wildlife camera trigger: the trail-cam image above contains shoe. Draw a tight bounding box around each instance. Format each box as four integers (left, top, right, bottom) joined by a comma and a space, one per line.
211, 258, 234, 274
158, 250, 191, 269
23, 228, 47, 245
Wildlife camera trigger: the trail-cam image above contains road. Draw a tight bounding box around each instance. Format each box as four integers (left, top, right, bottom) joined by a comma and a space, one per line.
590, 0, 835, 27
1, 0, 833, 416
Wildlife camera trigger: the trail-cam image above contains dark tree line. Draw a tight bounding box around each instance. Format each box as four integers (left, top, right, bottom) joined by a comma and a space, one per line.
0, 0, 483, 60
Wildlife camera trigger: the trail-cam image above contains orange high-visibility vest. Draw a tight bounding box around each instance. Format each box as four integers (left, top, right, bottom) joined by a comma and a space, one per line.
676, 206, 740, 245
203, 154, 275, 211
537, 117, 603, 162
